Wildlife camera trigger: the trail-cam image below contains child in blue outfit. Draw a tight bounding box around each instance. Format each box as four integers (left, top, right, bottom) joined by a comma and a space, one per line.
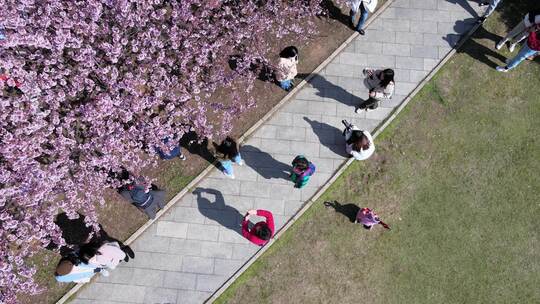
290, 155, 316, 188
214, 136, 243, 179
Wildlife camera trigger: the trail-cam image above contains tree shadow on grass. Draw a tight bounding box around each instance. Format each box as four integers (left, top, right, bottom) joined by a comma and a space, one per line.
194, 187, 244, 234
241, 145, 291, 181
324, 200, 359, 223
445, 20, 506, 68
303, 117, 348, 157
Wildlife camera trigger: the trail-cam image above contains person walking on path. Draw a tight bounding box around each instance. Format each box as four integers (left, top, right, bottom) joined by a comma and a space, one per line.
242, 209, 275, 246
119, 183, 167, 219
342, 120, 375, 161
356, 207, 390, 230
497, 28, 540, 72
496, 10, 540, 52
276, 46, 298, 91
347, 0, 378, 35
356, 68, 394, 112
290, 155, 316, 189
477, 0, 502, 23
213, 136, 243, 179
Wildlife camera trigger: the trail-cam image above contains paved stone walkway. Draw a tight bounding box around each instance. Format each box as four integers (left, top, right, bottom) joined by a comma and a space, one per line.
71, 1, 481, 303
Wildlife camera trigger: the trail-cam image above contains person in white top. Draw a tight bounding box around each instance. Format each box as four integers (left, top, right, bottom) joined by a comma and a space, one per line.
347, 0, 378, 35
356, 68, 395, 113
87, 242, 127, 270
342, 120, 375, 161
275, 46, 298, 91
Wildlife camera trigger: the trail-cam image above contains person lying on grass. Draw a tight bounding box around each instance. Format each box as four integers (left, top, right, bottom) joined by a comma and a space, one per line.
242, 209, 275, 246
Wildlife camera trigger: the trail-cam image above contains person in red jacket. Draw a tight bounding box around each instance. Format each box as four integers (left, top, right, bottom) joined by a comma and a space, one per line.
497, 28, 540, 72
242, 209, 275, 246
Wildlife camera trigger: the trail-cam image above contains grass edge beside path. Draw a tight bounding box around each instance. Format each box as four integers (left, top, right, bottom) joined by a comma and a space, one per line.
213, 7, 540, 304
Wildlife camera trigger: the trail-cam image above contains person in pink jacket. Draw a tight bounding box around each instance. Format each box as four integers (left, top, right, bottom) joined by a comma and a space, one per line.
242, 209, 275, 246
356, 207, 390, 230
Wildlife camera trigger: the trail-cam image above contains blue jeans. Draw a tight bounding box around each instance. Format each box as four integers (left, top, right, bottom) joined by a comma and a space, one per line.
507, 43, 538, 70
350, 3, 369, 31
279, 79, 293, 90
221, 154, 242, 175
484, 0, 502, 17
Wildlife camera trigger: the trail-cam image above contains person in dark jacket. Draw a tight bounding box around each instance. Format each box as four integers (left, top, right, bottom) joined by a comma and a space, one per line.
213, 136, 243, 179
46, 213, 135, 263
119, 183, 167, 219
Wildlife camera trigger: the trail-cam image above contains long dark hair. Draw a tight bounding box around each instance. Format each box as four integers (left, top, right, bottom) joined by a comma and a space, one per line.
380, 69, 395, 88
347, 130, 369, 152
255, 224, 271, 240
216, 136, 239, 159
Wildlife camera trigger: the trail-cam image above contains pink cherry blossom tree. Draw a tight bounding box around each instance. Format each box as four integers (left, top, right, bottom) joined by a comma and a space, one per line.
0, 0, 324, 302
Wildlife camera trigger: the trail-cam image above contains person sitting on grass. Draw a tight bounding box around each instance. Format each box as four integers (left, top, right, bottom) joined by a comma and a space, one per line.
290, 155, 316, 189
356, 207, 390, 230
213, 136, 244, 179
342, 120, 375, 161
275, 46, 298, 91
242, 209, 275, 246
119, 182, 167, 219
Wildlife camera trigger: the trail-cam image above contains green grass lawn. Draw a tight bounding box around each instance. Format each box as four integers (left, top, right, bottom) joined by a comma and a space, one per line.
215, 7, 540, 304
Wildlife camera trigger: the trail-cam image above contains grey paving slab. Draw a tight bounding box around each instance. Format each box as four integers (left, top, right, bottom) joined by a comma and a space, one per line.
70, 1, 481, 303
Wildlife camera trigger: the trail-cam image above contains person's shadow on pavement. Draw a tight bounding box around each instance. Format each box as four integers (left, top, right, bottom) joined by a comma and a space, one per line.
241, 145, 291, 181
299, 73, 364, 108
444, 20, 506, 68
446, 0, 482, 18
303, 117, 348, 157
194, 187, 244, 234
324, 200, 360, 223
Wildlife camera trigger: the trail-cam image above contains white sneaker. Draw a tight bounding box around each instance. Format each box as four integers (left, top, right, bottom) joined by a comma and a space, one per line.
496, 66, 509, 72
495, 40, 505, 50
355, 107, 362, 114
100, 269, 110, 277
237, 160, 244, 166
508, 43, 516, 53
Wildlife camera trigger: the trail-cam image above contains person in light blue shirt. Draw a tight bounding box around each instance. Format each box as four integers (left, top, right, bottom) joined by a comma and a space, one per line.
55, 259, 105, 283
